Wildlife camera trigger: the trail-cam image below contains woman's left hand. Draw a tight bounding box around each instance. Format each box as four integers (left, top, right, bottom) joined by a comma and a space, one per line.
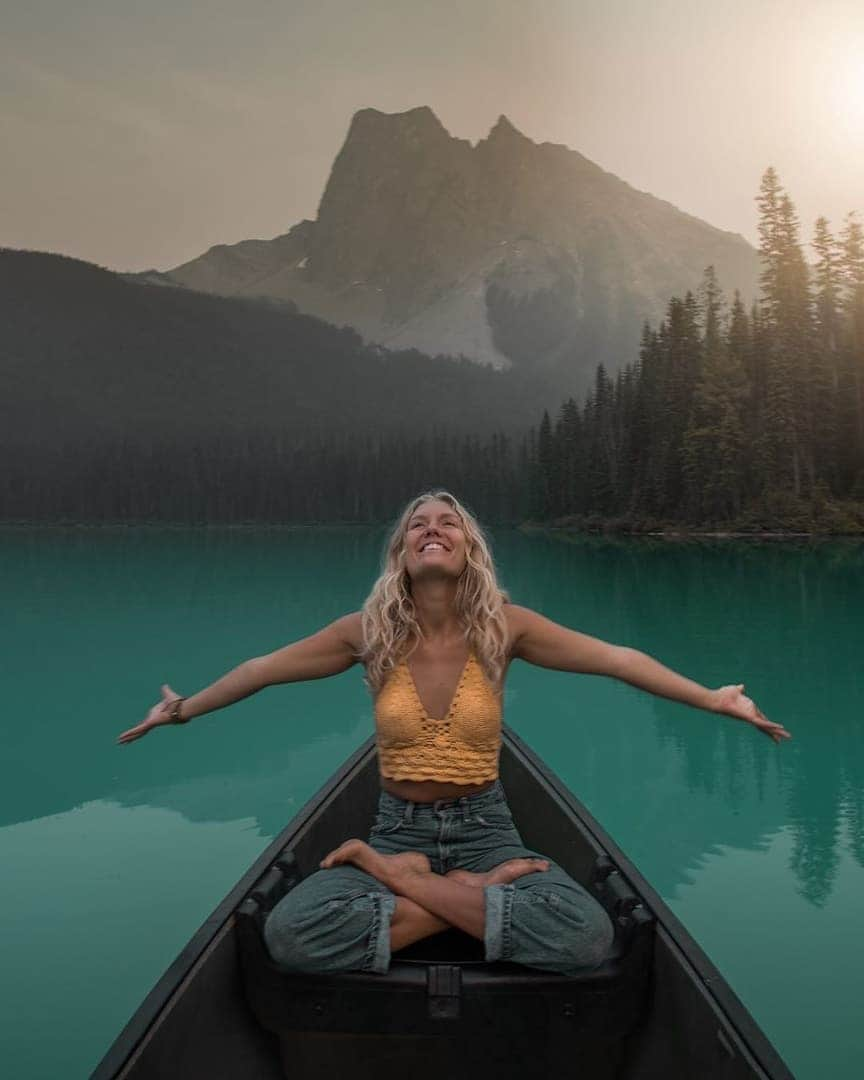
712, 684, 791, 744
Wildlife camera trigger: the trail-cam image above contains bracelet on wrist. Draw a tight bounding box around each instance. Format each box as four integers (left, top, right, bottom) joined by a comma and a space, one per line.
165, 697, 188, 724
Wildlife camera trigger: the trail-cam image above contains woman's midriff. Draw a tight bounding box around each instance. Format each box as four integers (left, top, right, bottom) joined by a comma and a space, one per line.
380, 776, 495, 803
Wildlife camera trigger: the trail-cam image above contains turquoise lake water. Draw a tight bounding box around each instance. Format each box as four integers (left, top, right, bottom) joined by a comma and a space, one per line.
1, 526, 863, 1078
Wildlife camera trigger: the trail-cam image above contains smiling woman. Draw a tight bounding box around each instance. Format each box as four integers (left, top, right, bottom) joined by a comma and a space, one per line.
117, 489, 790, 978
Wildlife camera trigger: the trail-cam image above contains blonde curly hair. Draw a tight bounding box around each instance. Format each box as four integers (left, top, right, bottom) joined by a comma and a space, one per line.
361, 491, 509, 693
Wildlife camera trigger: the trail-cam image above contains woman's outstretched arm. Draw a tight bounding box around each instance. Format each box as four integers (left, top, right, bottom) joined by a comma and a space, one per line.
506, 605, 791, 744
117, 612, 363, 744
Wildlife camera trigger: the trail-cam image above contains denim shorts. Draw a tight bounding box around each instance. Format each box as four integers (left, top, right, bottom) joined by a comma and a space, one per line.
264, 781, 614, 977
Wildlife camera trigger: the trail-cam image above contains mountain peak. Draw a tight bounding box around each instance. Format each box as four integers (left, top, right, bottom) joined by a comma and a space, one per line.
166, 105, 759, 393
346, 105, 449, 140
487, 114, 531, 143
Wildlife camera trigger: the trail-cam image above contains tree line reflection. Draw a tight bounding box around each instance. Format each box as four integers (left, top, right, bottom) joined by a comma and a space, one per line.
3, 528, 861, 910
516, 532, 864, 908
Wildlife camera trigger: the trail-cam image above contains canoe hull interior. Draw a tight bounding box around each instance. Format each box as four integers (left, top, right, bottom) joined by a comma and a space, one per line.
94, 732, 792, 1080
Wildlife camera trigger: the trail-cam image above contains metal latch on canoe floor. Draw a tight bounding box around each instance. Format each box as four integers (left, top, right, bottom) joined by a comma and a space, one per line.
427, 964, 462, 1020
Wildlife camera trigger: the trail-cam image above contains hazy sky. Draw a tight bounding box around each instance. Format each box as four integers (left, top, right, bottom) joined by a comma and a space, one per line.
3, 0, 863, 272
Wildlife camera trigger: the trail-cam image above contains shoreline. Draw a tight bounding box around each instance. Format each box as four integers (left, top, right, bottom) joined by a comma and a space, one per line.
519, 523, 863, 540
1, 519, 862, 539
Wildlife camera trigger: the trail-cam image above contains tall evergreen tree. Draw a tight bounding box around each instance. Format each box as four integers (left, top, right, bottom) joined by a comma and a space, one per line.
535, 411, 554, 519
583, 365, 618, 514
614, 364, 638, 507
663, 292, 702, 511
682, 270, 749, 520
813, 217, 842, 363
756, 167, 784, 323
755, 172, 814, 500
811, 217, 843, 488
555, 397, 582, 516
839, 212, 864, 492
779, 193, 816, 492
629, 323, 661, 516
726, 294, 761, 501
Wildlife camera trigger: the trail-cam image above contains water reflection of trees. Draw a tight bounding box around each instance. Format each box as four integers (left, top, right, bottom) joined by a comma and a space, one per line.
0, 527, 382, 829
6, 527, 863, 910
503, 533, 864, 906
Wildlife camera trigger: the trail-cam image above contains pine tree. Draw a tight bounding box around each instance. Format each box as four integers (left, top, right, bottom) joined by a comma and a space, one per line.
583, 364, 618, 514
726, 294, 761, 502
682, 270, 749, 520
754, 173, 814, 502
699, 265, 725, 354
839, 212, 864, 492
535, 411, 554, 519
756, 167, 784, 323
778, 193, 816, 493
813, 217, 842, 363
811, 217, 843, 489
617, 362, 639, 514
556, 397, 582, 516
661, 292, 702, 512
614, 365, 637, 509
634, 320, 669, 516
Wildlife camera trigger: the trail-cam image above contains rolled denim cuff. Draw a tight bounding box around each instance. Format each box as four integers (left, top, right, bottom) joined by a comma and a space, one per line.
362, 892, 396, 974
483, 883, 514, 963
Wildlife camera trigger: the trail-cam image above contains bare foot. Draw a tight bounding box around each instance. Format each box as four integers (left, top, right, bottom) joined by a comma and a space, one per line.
320, 839, 431, 889
446, 858, 550, 888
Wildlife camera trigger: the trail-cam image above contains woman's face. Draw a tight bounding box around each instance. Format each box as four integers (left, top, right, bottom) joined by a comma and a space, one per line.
403, 499, 468, 582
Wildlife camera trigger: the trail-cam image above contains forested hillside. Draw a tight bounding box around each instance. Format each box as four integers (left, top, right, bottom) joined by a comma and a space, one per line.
3, 172, 862, 532
0, 249, 551, 524
529, 171, 864, 532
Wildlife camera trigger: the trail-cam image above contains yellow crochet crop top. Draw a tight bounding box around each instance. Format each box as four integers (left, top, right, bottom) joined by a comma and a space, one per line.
375, 652, 502, 784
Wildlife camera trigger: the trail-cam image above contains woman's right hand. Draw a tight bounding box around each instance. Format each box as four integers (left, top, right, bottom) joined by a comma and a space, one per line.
117, 685, 185, 745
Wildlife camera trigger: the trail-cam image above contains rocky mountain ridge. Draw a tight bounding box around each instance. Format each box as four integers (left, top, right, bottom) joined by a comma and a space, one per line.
149, 106, 759, 394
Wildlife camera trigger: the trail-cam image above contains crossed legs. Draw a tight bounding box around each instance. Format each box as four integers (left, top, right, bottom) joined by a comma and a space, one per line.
264, 837, 613, 976
320, 839, 549, 949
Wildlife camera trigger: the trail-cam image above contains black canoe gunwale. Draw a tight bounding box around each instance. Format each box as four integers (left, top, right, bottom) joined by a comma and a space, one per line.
93, 730, 793, 1080
91, 736, 375, 1080
503, 728, 793, 1080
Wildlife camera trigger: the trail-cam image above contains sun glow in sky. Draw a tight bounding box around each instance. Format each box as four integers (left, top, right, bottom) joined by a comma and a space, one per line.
792, 11, 864, 148
830, 55, 864, 135
1, 0, 862, 271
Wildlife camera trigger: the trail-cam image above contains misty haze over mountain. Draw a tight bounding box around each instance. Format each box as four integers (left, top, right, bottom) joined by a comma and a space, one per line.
143, 106, 759, 397
2, 105, 783, 525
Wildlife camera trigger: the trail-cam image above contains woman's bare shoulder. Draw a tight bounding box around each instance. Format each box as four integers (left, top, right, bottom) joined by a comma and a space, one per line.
502, 603, 538, 652
503, 602, 538, 625
333, 611, 365, 653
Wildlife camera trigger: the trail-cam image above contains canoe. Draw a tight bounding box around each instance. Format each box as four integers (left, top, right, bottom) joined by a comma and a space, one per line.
92, 728, 793, 1080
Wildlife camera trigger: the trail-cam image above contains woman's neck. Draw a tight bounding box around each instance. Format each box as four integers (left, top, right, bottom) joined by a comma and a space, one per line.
412, 579, 462, 642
